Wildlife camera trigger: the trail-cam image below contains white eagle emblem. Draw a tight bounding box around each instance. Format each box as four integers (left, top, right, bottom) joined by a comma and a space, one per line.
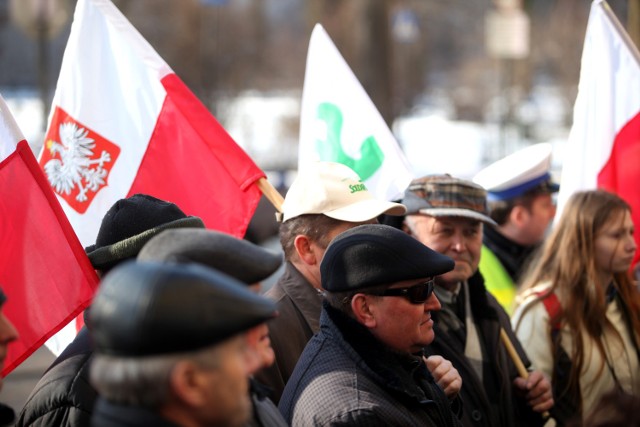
44, 122, 113, 202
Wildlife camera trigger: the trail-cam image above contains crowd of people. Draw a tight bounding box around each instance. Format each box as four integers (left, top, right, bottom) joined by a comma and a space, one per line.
0, 148, 639, 427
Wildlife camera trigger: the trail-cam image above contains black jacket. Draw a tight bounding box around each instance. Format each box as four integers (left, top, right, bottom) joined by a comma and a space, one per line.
425, 271, 544, 427
279, 303, 462, 426
16, 327, 96, 427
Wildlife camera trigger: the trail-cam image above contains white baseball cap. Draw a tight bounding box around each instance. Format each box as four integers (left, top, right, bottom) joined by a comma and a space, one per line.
279, 162, 406, 223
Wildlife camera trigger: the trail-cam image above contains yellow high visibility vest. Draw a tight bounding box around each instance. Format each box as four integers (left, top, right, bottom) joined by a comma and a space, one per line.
479, 245, 516, 315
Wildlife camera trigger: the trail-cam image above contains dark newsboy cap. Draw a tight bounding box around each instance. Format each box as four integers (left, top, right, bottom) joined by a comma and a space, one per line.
137, 229, 282, 285
321, 224, 454, 292
86, 194, 205, 271
90, 261, 277, 357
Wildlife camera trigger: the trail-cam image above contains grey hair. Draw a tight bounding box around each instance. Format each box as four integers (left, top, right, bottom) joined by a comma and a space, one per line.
90, 344, 222, 407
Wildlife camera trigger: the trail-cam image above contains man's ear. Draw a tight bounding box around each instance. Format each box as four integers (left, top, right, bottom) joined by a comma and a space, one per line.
169, 361, 210, 408
509, 205, 530, 227
293, 235, 318, 266
351, 294, 377, 328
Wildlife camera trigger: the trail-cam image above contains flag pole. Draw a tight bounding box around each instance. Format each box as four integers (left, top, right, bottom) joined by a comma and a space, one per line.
500, 328, 550, 419
599, 0, 640, 65
257, 177, 284, 212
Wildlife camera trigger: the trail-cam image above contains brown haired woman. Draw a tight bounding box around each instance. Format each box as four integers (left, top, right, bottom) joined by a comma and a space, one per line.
512, 190, 640, 426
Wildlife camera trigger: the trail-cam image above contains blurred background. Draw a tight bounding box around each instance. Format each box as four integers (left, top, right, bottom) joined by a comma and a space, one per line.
1, 0, 639, 415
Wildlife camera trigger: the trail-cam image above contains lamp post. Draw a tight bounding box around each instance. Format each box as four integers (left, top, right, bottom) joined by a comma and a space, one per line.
9, 0, 70, 130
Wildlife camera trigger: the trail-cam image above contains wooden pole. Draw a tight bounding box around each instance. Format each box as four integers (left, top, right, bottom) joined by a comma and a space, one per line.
500, 328, 550, 419
257, 177, 284, 212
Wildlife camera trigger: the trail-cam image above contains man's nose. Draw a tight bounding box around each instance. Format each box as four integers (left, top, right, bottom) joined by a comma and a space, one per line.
425, 292, 441, 311
450, 233, 467, 252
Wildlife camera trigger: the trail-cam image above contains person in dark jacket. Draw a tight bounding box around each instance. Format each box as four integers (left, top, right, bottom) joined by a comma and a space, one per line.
279, 224, 463, 426
16, 194, 205, 427
400, 175, 554, 427
138, 228, 288, 427
0, 287, 19, 426
88, 261, 277, 427
257, 162, 405, 403
472, 143, 558, 314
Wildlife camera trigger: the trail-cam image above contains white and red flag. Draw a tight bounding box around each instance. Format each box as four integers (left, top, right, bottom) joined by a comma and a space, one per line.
0, 94, 99, 376
557, 0, 640, 264
40, 0, 264, 249
40, 0, 265, 354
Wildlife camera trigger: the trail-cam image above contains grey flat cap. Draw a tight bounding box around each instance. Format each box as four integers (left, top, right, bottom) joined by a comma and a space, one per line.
138, 229, 282, 285
90, 261, 277, 357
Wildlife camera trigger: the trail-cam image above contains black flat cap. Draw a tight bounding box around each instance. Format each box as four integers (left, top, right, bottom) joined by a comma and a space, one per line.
90, 261, 277, 357
137, 229, 282, 285
321, 224, 454, 292
86, 194, 205, 271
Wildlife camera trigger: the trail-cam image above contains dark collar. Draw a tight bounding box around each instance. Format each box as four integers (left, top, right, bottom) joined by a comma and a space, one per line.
93, 398, 180, 427
483, 226, 535, 282
464, 271, 499, 320
322, 302, 436, 405
279, 262, 324, 332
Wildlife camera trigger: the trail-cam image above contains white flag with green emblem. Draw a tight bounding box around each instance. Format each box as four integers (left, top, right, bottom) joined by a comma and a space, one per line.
299, 24, 414, 201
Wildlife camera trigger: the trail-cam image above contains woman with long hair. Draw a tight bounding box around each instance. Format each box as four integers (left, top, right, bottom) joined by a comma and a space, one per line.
512, 190, 640, 426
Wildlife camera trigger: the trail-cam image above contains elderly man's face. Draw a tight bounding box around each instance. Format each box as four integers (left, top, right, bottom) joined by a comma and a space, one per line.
406, 215, 482, 287
199, 336, 252, 427
365, 278, 441, 354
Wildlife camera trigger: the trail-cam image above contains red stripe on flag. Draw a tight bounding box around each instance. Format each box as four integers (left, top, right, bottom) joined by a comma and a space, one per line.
128, 73, 264, 238
598, 111, 640, 265
0, 141, 99, 376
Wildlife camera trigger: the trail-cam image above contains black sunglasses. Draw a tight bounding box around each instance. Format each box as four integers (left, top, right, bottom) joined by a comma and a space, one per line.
371, 279, 435, 304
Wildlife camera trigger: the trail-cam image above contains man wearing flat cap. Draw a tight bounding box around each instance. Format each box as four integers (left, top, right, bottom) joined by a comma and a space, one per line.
138, 228, 287, 427
473, 143, 558, 313
89, 261, 277, 427
401, 175, 553, 427
17, 194, 205, 427
279, 224, 463, 426
259, 161, 406, 403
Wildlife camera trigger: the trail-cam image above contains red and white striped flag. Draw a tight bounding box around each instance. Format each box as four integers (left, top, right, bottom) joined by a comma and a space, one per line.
40, 0, 265, 354
558, 0, 640, 264
0, 94, 99, 376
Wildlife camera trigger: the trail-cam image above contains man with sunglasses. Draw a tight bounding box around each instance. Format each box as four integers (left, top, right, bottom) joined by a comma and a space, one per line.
279, 224, 463, 426
400, 175, 553, 427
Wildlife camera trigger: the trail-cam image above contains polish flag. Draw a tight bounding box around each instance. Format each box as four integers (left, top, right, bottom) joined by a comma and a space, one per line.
0, 94, 99, 376
40, 0, 265, 354
557, 0, 640, 264
299, 24, 413, 201
40, 0, 264, 249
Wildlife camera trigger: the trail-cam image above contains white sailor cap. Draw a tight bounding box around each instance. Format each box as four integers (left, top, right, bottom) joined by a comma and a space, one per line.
473, 143, 559, 202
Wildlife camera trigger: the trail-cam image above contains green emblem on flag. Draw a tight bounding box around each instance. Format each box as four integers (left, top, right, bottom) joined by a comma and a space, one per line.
315, 102, 384, 180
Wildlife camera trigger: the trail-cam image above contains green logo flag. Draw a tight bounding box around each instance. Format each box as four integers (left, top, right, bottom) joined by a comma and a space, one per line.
299, 24, 414, 201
